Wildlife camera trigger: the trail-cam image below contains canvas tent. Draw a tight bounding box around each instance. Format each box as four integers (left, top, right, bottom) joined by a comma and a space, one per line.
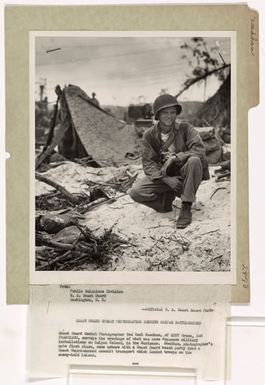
36, 85, 137, 169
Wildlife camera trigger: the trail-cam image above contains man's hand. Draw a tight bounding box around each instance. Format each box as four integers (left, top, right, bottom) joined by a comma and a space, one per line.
161, 155, 182, 176
162, 176, 183, 195
161, 151, 174, 161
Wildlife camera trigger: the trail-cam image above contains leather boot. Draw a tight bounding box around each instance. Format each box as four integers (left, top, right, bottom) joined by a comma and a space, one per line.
176, 202, 192, 229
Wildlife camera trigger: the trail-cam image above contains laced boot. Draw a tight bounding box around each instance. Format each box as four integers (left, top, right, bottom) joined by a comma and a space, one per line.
176, 201, 192, 229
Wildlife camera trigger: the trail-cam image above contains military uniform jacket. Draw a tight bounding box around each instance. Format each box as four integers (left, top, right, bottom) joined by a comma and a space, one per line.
142, 121, 210, 181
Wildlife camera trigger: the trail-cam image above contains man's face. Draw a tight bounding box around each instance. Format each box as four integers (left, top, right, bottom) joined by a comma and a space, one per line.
159, 106, 177, 132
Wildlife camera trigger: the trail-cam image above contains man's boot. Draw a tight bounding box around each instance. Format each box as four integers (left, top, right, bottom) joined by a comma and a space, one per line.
176, 201, 192, 229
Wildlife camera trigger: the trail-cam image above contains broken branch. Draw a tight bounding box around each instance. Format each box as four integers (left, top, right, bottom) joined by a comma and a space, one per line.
176, 64, 230, 98
79, 197, 109, 214
35, 172, 80, 204
198, 229, 220, 237
210, 187, 227, 200
210, 254, 223, 262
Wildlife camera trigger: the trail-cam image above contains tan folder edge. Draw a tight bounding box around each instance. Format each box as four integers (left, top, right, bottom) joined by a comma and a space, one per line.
231, 5, 259, 303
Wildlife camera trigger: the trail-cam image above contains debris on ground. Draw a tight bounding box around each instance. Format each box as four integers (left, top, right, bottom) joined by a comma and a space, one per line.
35, 223, 131, 271
35, 163, 140, 271
35, 161, 231, 273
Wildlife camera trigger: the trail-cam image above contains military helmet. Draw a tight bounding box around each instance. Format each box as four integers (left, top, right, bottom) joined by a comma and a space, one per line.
153, 94, 182, 120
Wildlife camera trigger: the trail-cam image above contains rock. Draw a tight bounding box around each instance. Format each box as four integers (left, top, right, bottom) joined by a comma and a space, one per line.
39, 212, 77, 233
52, 225, 81, 243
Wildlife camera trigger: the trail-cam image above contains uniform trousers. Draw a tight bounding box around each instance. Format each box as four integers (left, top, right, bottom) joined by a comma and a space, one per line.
128, 156, 203, 213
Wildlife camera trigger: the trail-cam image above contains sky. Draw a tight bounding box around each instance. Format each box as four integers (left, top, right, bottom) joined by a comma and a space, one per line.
35, 35, 231, 106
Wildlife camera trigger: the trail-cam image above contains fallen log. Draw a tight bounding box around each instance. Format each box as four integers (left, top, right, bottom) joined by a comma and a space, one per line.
35, 172, 81, 204
80, 193, 129, 214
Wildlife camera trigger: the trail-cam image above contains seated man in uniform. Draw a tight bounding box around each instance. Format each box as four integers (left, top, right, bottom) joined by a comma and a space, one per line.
129, 94, 209, 229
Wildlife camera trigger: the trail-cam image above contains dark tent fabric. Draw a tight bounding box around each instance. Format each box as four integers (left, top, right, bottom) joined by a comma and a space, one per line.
60, 85, 137, 166
36, 84, 138, 169
57, 87, 88, 160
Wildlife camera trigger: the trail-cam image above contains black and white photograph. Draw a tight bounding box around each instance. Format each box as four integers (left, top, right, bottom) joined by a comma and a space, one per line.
31, 32, 236, 284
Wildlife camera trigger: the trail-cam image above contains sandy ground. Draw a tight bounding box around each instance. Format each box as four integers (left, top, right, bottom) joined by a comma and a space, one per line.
36, 161, 231, 272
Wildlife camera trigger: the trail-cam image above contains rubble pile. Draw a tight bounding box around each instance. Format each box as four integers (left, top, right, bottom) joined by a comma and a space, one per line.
35, 162, 138, 271
35, 161, 231, 273
35, 222, 130, 271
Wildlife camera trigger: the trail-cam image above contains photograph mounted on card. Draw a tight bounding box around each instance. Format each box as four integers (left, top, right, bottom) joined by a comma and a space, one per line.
6, 5, 258, 303
31, 30, 236, 285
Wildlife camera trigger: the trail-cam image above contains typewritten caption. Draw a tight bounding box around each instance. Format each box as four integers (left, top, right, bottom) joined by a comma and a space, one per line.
29, 285, 230, 379
58, 330, 212, 359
